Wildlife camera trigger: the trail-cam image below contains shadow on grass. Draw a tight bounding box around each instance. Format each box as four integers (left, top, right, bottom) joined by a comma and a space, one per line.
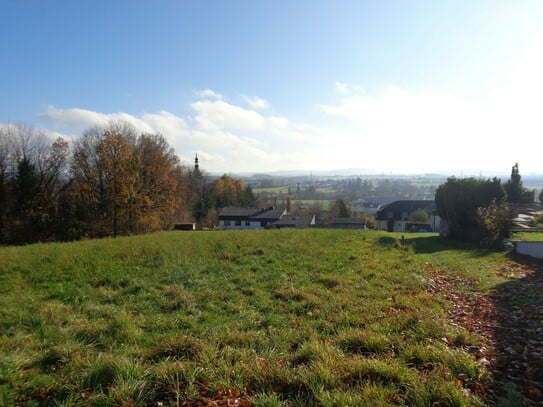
378, 234, 467, 252
376, 234, 446, 249
488, 255, 543, 405
377, 236, 397, 246
382, 234, 495, 258
377, 232, 542, 403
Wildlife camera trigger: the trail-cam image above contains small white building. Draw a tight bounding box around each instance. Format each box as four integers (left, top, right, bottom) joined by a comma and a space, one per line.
218, 207, 286, 230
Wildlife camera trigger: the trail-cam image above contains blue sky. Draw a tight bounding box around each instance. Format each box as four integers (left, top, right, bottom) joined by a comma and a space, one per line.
1, 0, 542, 174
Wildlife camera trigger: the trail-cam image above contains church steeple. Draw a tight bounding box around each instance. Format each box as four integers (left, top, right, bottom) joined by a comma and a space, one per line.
194, 153, 199, 171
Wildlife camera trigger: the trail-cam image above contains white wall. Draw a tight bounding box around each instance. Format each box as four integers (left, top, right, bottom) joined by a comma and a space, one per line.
516, 241, 543, 259
219, 220, 259, 230
393, 221, 406, 233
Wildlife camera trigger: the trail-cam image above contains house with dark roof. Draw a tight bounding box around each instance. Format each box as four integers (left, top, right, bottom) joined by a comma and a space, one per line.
330, 217, 367, 229
351, 199, 381, 216
250, 208, 287, 228
218, 207, 286, 229
374, 200, 439, 232
275, 213, 316, 229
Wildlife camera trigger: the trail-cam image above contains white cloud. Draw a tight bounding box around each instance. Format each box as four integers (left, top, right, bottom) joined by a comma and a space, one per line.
334, 82, 348, 94
35, 26, 543, 178
317, 28, 543, 174
41, 106, 156, 134
195, 89, 224, 100
191, 100, 267, 131
141, 111, 188, 136
319, 88, 499, 173
319, 30, 543, 175
38, 90, 324, 173
333, 81, 364, 95
242, 95, 270, 110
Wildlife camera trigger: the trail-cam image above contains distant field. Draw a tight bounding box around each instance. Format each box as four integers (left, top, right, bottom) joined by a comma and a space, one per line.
0, 230, 517, 405
296, 199, 332, 210
315, 187, 337, 196
253, 186, 290, 194
272, 199, 332, 210
253, 186, 337, 199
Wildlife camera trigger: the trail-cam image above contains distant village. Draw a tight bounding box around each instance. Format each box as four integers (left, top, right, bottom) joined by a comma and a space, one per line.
215, 200, 439, 233
1, 120, 542, 245
183, 156, 543, 235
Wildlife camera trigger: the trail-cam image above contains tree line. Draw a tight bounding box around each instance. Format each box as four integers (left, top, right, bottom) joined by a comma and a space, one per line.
0, 122, 255, 244
435, 163, 536, 246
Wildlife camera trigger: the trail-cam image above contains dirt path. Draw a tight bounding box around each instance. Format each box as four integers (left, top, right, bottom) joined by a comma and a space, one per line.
426, 260, 543, 406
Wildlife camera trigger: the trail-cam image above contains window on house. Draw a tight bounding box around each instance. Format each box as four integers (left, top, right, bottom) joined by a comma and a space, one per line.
235, 220, 241, 226
387, 211, 393, 218
260, 221, 267, 227
224, 220, 231, 226
245, 220, 250, 226
402, 211, 408, 219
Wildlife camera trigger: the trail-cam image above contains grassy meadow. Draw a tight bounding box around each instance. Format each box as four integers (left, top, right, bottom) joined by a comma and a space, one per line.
252, 186, 290, 195
0, 230, 510, 406
272, 199, 332, 211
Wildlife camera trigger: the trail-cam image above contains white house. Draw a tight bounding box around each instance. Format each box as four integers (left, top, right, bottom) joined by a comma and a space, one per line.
218, 207, 286, 230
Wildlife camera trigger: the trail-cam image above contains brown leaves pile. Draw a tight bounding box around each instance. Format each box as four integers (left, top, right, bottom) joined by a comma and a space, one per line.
425, 260, 543, 405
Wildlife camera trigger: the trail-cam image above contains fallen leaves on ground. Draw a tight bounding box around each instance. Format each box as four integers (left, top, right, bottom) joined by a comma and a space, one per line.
425, 259, 543, 406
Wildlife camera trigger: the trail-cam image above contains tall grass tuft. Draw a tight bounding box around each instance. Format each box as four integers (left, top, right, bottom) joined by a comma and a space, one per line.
83, 358, 119, 392
336, 329, 392, 356
149, 335, 203, 362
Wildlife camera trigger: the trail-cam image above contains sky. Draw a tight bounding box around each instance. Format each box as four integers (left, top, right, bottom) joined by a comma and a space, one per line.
1, 0, 543, 175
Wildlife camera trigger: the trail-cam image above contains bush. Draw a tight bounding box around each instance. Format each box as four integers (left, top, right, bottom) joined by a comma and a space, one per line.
477, 200, 512, 247
435, 177, 506, 241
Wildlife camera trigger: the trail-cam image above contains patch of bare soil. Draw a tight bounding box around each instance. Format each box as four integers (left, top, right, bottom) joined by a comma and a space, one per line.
425, 260, 543, 406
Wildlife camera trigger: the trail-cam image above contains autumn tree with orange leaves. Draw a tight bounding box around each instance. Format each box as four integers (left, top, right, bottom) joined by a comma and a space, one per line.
70, 123, 190, 238
1, 120, 255, 243
212, 174, 256, 209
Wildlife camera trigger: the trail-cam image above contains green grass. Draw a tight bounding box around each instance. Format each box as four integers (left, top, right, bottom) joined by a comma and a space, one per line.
296, 200, 332, 210
253, 186, 290, 194
513, 231, 543, 241
272, 199, 332, 210
0, 230, 510, 405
